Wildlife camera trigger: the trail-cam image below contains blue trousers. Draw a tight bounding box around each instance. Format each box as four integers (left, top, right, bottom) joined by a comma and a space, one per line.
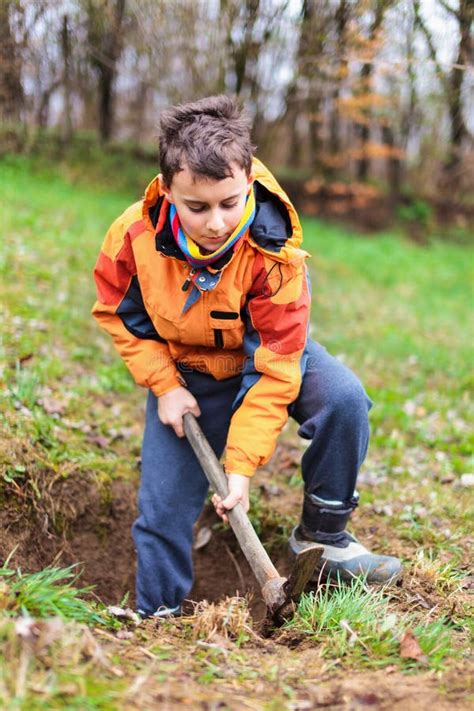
132, 340, 372, 614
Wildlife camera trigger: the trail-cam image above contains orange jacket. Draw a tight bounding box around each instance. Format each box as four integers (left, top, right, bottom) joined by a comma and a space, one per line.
92, 159, 311, 477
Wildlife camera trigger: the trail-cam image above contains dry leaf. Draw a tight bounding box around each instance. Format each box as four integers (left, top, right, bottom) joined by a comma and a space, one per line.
440, 473, 455, 484
353, 693, 380, 706
106, 606, 141, 625
38, 397, 67, 415
399, 628, 428, 663
116, 629, 134, 640
108, 426, 136, 441
88, 434, 110, 449
260, 483, 282, 497
194, 526, 212, 550
81, 628, 104, 661
15, 617, 63, 653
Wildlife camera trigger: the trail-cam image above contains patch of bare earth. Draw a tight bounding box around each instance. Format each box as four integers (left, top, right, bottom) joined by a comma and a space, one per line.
1, 436, 472, 708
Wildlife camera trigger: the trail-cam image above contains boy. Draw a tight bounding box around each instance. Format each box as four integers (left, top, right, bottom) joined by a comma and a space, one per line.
92, 96, 401, 618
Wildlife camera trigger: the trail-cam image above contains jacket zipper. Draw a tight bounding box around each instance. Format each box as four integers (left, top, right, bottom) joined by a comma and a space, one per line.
182, 267, 197, 291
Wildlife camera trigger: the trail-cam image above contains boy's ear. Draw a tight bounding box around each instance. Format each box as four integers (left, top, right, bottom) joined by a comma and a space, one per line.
158, 174, 173, 202
247, 171, 254, 191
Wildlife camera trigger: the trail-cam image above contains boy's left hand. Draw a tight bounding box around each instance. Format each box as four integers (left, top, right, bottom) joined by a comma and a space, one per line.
212, 473, 250, 524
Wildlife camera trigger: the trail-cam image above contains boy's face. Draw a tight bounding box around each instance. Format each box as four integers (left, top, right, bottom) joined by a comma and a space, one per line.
159, 163, 253, 254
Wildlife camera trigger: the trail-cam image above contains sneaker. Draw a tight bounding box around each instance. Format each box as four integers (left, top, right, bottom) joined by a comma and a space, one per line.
289, 526, 402, 585
137, 604, 182, 619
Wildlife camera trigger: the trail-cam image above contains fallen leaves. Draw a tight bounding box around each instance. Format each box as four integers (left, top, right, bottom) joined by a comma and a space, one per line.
88, 434, 110, 449
459, 473, 474, 488
399, 629, 428, 664
38, 396, 67, 416
15, 616, 64, 653
106, 606, 142, 626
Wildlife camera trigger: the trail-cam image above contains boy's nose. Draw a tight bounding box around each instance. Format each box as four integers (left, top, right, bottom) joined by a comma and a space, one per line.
206, 211, 226, 233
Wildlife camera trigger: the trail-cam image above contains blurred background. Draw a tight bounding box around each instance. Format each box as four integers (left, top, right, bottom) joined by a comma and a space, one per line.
1, 0, 472, 236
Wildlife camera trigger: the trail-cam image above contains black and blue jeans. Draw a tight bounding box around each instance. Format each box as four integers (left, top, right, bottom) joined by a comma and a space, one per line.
132, 340, 372, 615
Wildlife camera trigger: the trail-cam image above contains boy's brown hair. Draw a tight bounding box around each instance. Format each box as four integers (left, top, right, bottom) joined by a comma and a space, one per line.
158, 95, 253, 187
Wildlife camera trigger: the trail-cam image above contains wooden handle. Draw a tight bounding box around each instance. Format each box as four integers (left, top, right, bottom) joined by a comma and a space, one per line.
183, 413, 282, 590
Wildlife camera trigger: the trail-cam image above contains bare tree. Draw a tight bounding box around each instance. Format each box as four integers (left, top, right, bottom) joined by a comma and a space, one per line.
328, 0, 351, 164
355, 0, 394, 181
0, 1, 25, 124
61, 14, 73, 140
413, 0, 473, 178
281, 0, 334, 172
85, 0, 127, 142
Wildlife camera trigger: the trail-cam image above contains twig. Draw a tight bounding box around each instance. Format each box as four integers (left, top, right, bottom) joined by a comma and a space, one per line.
340, 619, 370, 653
125, 660, 158, 699
15, 647, 31, 699
223, 543, 246, 594
196, 640, 229, 658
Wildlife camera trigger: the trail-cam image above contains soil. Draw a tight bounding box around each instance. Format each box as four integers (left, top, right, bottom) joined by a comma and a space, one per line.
0, 469, 270, 615
0, 441, 472, 710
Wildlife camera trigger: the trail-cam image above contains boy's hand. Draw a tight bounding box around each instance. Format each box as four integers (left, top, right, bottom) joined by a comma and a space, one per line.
212, 473, 250, 524
157, 386, 201, 438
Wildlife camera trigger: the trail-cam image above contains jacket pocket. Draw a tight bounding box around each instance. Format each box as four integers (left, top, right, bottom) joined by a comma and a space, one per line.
213, 329, 224, 348
210, 310, 244, 350
210, 310, 239, 320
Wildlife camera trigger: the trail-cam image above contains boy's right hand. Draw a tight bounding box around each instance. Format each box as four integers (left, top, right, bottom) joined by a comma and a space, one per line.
157, 386, 201, 438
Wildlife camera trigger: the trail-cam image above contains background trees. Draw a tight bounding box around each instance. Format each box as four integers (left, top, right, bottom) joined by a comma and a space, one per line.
0, 0, 472, 202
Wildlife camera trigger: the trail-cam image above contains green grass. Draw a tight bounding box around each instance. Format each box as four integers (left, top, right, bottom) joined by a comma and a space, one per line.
282, 578, 454, 670
0, 558, 105, 625
0, 155, 143, 493
302, 218, 472, 395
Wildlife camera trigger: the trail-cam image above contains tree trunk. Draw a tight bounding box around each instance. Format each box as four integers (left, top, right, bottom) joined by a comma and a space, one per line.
87, 0, 126, 143
445, 0, 472, 173
414, 0, 472, 181
328, 0, 349, 175
355, 0, 391, 181
231, 0, 261, 96
356, 66, 371, 182
35, 79, 61, 128
382, 124, 401, 201
301, 0, 325, 173
61, 14, 73, 141
0, 1, 24, 123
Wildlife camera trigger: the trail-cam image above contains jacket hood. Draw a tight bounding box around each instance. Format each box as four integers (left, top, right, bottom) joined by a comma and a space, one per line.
142, 157, 308, 265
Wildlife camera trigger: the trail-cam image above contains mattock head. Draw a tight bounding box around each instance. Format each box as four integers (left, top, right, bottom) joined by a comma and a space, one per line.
261, 576, 288, 615
263, 544, 324, 624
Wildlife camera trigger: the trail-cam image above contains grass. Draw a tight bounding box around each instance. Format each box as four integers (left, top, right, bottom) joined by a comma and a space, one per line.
0, 559, 105, 625
282, 578, 454, 670
0, 155, 142, 502
0, 151, 473, 708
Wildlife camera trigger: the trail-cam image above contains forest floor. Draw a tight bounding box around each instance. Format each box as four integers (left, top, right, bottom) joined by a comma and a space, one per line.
0, 155, 473, 710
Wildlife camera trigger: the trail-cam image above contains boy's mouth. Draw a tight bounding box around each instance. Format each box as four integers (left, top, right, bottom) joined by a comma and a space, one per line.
204, 234, 228, 242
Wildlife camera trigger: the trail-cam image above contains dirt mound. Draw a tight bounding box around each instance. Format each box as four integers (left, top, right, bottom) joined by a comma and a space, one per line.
0, 471, 264, 611
0, 474, 137, 604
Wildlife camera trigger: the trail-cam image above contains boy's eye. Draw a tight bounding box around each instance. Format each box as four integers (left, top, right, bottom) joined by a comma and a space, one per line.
187, 202, 238, 213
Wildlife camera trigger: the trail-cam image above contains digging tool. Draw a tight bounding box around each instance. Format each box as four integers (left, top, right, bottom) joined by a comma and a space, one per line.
183, 413, 323, 622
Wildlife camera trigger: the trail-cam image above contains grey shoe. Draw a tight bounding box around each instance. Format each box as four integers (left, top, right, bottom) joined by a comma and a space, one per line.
289, 526, 403, 585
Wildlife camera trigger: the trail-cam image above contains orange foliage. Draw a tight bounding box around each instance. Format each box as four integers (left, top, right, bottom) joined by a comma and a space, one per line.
348, 142, 406, 161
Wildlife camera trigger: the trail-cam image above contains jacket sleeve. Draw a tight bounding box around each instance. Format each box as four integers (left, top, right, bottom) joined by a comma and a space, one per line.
224, 252, 310, 477
91, 217, 183, 397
